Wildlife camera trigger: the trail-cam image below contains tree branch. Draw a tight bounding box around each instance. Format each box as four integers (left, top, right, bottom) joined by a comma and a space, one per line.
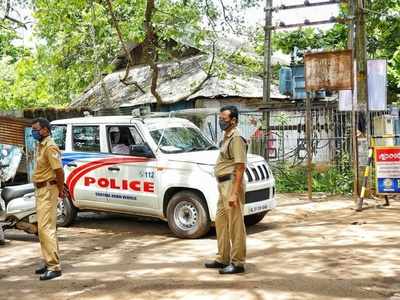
204, 0, 217, 33
2, 0, 28, 29
218, 0, 236, 33
174, 41, 216, 102
120, 63, 145, 93
103, 0, 144, 92
144, 0, 163, 109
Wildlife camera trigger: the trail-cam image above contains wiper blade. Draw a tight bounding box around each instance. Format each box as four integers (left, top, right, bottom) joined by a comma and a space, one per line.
185, 147, 203, 152
205, 145, 218, 150
186, 145, 218, 152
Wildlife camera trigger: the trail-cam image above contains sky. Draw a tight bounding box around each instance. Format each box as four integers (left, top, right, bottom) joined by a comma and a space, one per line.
10, 0, 339, 49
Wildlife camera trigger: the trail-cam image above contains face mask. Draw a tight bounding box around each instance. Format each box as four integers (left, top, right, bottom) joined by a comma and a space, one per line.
32, 130, 42, 141
219, 119, 231, 131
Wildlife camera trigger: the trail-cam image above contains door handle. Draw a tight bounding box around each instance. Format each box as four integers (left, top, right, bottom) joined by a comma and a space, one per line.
108, 167, 120, 171
67, 163, 77, 167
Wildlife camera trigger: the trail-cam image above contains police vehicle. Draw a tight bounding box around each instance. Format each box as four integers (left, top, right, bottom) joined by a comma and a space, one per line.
51, 115, 276, 238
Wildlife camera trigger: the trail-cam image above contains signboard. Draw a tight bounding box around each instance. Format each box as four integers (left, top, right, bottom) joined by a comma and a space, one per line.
305, 50, 353, 91
339, 59, 388, 111
367, 59, 387, 111
375, 147, 400, 194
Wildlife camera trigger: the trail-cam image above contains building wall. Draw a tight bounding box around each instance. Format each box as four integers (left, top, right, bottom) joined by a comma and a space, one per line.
0, 117, 31, 176
0, 117, 30, 146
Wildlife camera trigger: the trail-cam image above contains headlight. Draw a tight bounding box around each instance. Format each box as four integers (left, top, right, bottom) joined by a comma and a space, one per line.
198, 164, 215, 176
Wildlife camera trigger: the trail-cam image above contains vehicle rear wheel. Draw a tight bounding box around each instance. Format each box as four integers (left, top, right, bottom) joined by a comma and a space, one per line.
166, 191, 211, 239
57, 189, 77, 227
244, 211, 268, 226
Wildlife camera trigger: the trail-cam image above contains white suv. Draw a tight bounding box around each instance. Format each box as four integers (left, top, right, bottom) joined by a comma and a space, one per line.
51, 115, 276, 238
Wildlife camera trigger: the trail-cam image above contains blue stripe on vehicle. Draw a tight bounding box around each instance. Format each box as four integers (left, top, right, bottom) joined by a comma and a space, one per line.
61, 152, 111, 166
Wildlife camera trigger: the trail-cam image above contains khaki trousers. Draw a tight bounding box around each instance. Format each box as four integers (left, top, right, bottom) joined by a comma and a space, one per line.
215, 179, 246, 267
35, 184, 61, 271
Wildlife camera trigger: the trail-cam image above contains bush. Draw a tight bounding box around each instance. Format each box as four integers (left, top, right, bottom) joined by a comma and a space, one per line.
272, 156, 353, 195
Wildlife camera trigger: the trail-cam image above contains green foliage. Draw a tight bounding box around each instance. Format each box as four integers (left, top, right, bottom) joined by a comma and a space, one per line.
273, 155, 353, 195
269, 25, 348, 55
226, 50, 263, 76
366, 0, 400, 94
0, 28, 29, 63
0, 0, 206, 110
274, 162, 308, 193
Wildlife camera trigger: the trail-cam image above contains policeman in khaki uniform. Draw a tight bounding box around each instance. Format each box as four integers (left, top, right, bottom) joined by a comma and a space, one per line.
31, 118, 64, 281
205, 105, 247, 274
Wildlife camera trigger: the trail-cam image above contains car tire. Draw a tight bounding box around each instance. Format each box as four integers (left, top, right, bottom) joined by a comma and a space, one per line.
57, 189, 77, 227
166, 191, 211, 239
244, 211, 268, 226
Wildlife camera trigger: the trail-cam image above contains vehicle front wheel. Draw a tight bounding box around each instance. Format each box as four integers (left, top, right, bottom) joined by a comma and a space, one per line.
244, 211, 268, 226
166, 191, 211, 239
57, 190, 77, 227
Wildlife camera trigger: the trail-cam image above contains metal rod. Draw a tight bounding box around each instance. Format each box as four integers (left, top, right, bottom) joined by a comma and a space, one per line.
306, 92, 313, 200
277, 0, 341, 10
276, 17, 350, 29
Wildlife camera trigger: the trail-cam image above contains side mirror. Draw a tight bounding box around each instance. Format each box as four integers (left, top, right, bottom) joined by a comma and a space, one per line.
129, 144, 155, 158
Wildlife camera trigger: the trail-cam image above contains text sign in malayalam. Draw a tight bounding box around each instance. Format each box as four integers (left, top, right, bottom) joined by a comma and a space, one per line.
375, 147, 400, 194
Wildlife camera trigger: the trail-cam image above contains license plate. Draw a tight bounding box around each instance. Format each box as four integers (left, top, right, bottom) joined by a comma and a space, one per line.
245, 198, 277, 215
248, 203, 269, 214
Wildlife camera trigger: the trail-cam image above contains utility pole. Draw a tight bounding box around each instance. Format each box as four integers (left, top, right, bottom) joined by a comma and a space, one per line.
354, 0, 370, 211
355, 0, 368, 114
348, 0, 359, 198
263, 0, 273, 160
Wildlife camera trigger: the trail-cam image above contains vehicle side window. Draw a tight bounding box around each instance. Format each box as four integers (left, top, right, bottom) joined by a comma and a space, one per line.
72, 126, 100, 152
51, 125, 67, 151
107, 126, 144, 155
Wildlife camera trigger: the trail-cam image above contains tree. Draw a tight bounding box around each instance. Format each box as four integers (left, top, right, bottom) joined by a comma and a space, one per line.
0, 0, 264, 110
0, 28, 29, 62
267, 25, 348, 56
366, 0, 400, 96
31, 0, 208, 107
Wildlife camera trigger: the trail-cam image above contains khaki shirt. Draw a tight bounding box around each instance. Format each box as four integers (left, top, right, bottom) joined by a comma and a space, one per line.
32, 136, 62, 183
214, 128, 247, 177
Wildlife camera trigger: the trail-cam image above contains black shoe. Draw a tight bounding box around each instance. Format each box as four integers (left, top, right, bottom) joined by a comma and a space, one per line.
39, 270, 62, 281
219, 264, 245, 274
35, 265, 47, 275
204, 260, 228, 269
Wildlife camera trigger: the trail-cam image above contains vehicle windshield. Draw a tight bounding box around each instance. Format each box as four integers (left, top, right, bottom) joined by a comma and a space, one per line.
150, 127, 217, 153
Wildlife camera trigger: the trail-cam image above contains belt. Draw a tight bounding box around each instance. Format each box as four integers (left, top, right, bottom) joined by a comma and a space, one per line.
35, 180, 57, 189
217, 174, 232, 183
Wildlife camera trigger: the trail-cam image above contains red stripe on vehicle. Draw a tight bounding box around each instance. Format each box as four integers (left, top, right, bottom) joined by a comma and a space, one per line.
66, 157, 149, 199
66, 156, 148, 187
